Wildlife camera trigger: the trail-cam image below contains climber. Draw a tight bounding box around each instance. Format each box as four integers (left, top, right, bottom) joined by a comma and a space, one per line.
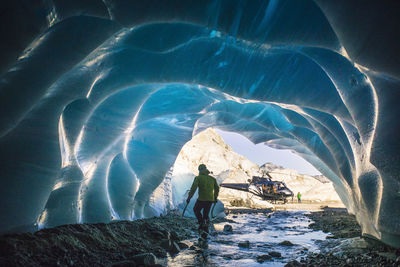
187, 164, 219, 233
297, 192, 302, 203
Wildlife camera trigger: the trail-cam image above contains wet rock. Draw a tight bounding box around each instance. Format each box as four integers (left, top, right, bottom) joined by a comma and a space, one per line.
177, 241, 190, 249
306, 209, 361, 238
131, 253, 156, 265
284, 260, 302, 266
160, 239, 180, 255
111, 260, 137, 267
269, 251, 282, 258
279, 240, 295, 246
256, 254, 272, 263
223, 224, 233, 233
169, 241, 180, 255
238, 241, 250, 248
215, 239, 234, 246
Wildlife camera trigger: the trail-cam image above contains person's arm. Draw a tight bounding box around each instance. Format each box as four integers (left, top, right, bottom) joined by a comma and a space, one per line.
213, 178, 219, 203
187, 176, 199, 203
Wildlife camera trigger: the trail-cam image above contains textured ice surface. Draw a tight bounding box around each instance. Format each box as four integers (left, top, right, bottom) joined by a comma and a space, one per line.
0, 0, 399, 247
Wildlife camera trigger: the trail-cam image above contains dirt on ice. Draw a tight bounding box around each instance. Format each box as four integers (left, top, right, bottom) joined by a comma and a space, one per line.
0, 213, 201, 266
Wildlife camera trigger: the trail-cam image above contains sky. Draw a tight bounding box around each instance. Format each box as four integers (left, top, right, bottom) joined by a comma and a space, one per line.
216, 129, 321, 175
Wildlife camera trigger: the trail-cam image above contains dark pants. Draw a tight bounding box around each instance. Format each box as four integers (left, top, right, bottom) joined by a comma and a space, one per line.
193, 200, 213, 226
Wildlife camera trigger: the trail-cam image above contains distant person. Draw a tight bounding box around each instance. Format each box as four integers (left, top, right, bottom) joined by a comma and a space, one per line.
267, 185, 272, 194
187, 164, 219, 233
297, 192, 302, 203
273, 184, 277, 194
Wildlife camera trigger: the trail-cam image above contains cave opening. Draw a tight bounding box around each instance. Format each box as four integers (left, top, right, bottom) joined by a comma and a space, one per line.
1, 3, 400, 267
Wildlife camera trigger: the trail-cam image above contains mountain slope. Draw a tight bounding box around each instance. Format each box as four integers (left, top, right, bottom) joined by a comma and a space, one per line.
166, 128, 341, 208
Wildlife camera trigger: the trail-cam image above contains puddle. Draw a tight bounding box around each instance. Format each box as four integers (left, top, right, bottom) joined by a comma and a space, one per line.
163, 210, 328, 266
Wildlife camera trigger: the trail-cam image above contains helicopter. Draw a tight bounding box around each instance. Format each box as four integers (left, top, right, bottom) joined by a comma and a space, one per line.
220, 171, 294, 203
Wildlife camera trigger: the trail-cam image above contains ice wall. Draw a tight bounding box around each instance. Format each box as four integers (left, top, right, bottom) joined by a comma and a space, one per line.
0, 0, 399, 247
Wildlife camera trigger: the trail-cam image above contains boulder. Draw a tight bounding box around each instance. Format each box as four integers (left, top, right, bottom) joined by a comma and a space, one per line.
169, 241, 181, 255
256, 254, 272, 263
223, 224, 233, 233
131, 253, 156, 265
279, 240, 295, 246
269, 251, 282, 258
238, 241, 250, 248
177, 241, 190, 249
284, 260, 302, 266
160, 239, 180, 255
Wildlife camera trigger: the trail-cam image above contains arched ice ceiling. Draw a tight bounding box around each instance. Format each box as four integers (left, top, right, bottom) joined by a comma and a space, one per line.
0, 0, 399, 247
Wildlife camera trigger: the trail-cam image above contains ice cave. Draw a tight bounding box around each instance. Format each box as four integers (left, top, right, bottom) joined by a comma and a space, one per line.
0, 0, 399, 250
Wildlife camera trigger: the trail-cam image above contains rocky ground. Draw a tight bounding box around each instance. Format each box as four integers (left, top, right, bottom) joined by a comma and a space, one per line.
1, 207, 399, 267
0, 212, 203, 266
285, 207, 400, 267
273, 201, 345, 211
307, 207, 362, 238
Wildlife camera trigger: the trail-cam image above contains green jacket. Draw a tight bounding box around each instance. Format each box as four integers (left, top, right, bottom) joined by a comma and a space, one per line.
188, 170, 219, 202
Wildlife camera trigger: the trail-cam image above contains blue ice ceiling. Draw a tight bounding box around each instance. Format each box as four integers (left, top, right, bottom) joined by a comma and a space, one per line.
0, 0, 399, 247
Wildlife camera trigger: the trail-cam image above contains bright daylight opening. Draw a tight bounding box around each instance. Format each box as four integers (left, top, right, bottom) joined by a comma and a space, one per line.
215, 129, 321, 176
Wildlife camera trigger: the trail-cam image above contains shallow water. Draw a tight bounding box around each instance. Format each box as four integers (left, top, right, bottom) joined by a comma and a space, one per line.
164, 210, 328, 266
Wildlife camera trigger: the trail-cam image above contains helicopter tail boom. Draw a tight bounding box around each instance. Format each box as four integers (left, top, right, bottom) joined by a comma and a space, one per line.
220, 183, 250, 192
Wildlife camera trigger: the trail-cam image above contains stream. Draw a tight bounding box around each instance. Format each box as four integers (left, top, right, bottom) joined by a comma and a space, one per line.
164, 210, 328, 266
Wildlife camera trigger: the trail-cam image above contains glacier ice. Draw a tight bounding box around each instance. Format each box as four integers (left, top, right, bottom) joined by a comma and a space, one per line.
0, 0, 399, 247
